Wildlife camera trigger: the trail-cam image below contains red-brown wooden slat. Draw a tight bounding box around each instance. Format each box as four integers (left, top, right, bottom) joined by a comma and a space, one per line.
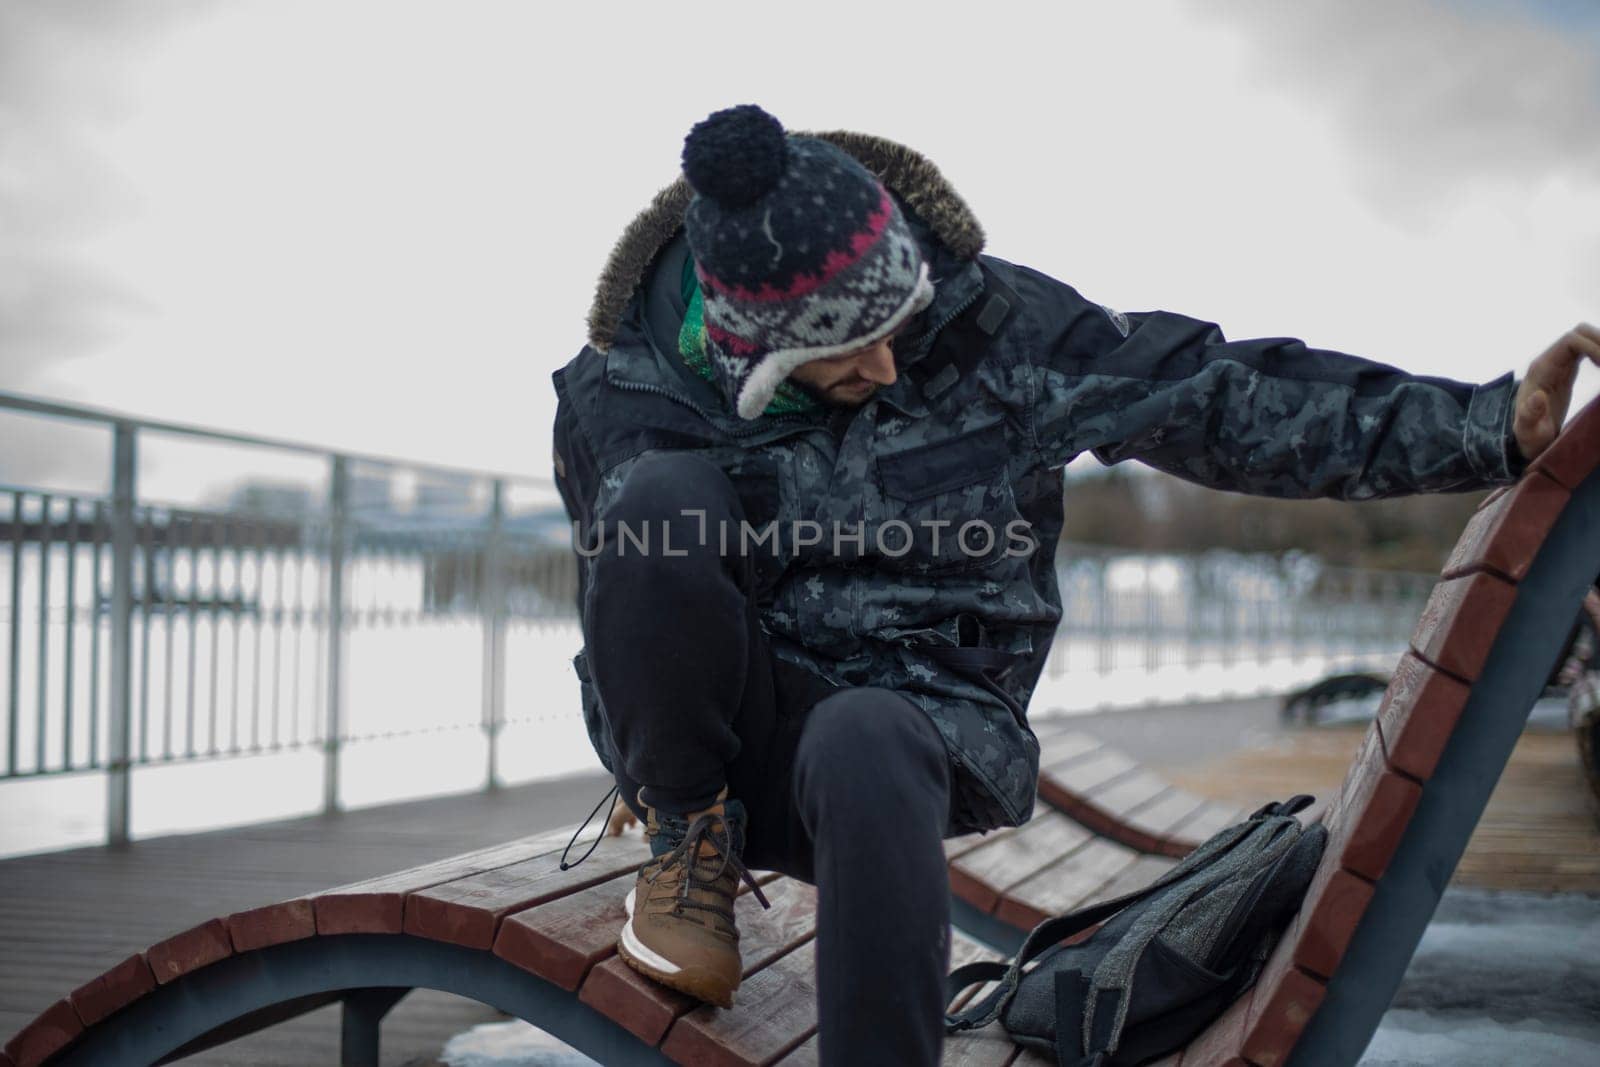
949, 812, 1090, 912
1441, 470, 1569, 581
1238, 925, 1328, 1067
493, 869, 635, 990
1039, 750, 1138, 793
941, 1025, 1022, 1067
1408, 571, 1518, 683
1034, 733, 1263, 858
314, 830, 571, 935
1124, 787, 1213, 835
659, 939, 818, 1067
145, 918, 232, 985
67, 952, 156, 1026
930, 930, 1022, 1067
1061, 784, 1173, 855
1175, 979, 1253, 1067
579, 955, 698, 1045
774, 1035, 821, 1065
1529, 392, 1600, 490
1034, 772, 1093, 822
1373, 652, 1472, 783
1286, 861, 1374, 981
404, 834, 649, 948
1125, 790, 1217, 856
578, 877, 817, 1045
1035, 730, 1103, 767
1090, 853, 1177, 902
226, 898, 316, 953
1086, 770, 1170, 818
1322, 725, 1422, 882
3, 999, 82, 1067
997, 838, 1143, 930
1164, 803, 1247, 850
944, 827, 1017, 863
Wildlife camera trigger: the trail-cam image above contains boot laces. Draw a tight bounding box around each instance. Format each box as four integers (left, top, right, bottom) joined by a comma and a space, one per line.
646, 810, 771, 920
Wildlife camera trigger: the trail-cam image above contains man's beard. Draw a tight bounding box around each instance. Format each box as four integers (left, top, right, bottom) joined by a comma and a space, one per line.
790, 375, 879, 407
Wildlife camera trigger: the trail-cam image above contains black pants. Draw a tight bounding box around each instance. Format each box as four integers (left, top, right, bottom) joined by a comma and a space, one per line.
583, 450, 952, 1066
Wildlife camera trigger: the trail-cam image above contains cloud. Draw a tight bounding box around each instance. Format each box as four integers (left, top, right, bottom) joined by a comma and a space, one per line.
0, 2, 203, 392
0, 3, 210, 491
1201, 0, 1600, 228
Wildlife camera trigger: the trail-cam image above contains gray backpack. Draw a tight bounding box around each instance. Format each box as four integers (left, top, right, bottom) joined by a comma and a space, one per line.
945, 795, 1326, 1067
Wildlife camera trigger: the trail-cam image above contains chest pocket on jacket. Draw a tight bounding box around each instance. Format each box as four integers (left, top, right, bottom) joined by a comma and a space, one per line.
873, 419, 1023, 574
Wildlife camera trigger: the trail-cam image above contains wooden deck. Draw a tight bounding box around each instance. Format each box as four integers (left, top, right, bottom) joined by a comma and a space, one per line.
0, 769, 616, 1066
1161, 722, 1600, 894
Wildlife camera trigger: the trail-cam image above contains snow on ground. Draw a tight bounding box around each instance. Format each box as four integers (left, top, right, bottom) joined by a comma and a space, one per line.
441, 1021, 597, 1067
436, 888, 1600, 1067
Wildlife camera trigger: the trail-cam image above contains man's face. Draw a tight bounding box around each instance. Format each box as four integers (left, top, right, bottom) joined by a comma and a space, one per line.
786, 325, 907, 407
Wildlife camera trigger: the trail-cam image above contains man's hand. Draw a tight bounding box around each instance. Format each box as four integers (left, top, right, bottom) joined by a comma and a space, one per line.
606, 802, 640, 836
1514, 323, 1600, 462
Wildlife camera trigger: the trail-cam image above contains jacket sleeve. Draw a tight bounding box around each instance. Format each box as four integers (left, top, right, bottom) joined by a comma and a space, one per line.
1018, 269, 1528, 499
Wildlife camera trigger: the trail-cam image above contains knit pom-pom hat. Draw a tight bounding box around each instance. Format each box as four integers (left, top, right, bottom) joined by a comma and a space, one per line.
680, 104, 936, 420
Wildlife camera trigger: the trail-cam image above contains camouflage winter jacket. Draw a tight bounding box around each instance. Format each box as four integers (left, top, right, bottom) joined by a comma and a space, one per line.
550, 129, 1528, 836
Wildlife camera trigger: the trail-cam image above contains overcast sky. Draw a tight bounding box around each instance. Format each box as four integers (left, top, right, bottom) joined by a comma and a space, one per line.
2, 0, 1597, 509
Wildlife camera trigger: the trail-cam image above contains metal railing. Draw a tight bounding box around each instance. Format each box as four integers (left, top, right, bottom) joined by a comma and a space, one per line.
0, 390, 574, 845
1042, 548, 1433, 679
1, 389, 1438, 846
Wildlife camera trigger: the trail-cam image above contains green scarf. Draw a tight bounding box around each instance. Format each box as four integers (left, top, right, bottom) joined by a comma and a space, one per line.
677, 254, 820, 416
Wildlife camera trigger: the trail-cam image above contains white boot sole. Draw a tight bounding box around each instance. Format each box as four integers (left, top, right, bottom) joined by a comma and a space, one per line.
619, 886, 684, 976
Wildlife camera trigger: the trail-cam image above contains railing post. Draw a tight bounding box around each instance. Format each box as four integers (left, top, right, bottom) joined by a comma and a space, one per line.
1142, 557, 1158, 672
107, 423, 137, 846
323, 456, 348, 815
1095, 556, 1113, 675
482, 479, 506, 791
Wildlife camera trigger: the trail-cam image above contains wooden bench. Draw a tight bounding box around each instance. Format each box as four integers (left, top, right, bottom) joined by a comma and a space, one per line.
1029, 726, 1253, 858
1162, 394, 1600, 1067
4, 797, 1180, 1066
9, 395, 1598, 1067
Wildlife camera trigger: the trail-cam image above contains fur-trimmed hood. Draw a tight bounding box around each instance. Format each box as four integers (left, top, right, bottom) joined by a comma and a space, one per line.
584, 128, 987, 354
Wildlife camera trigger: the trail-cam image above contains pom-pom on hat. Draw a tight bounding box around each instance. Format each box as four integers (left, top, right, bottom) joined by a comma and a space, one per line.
680, 104, 936, 420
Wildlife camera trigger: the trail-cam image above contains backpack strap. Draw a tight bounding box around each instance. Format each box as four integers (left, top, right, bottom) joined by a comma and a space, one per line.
1055, 972, 1114, 1067
945, 876, 1181, 1032
1249, 793, 1315, 820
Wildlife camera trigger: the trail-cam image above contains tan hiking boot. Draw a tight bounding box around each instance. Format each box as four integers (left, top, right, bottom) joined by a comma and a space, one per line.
616, 788, 769, 1008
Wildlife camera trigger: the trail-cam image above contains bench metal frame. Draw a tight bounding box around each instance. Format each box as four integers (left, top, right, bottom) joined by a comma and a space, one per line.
49, 934, 672, 1067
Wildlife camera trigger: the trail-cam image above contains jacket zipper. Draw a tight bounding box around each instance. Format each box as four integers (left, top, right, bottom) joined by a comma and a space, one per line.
606, 378, 816, 442
898, 278, 984, 364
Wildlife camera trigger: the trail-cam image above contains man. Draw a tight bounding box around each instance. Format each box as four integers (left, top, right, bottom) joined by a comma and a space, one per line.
550, 103, 1598, 1064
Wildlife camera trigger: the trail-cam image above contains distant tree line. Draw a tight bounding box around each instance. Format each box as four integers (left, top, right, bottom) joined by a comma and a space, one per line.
1060, 465, 1487, 572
